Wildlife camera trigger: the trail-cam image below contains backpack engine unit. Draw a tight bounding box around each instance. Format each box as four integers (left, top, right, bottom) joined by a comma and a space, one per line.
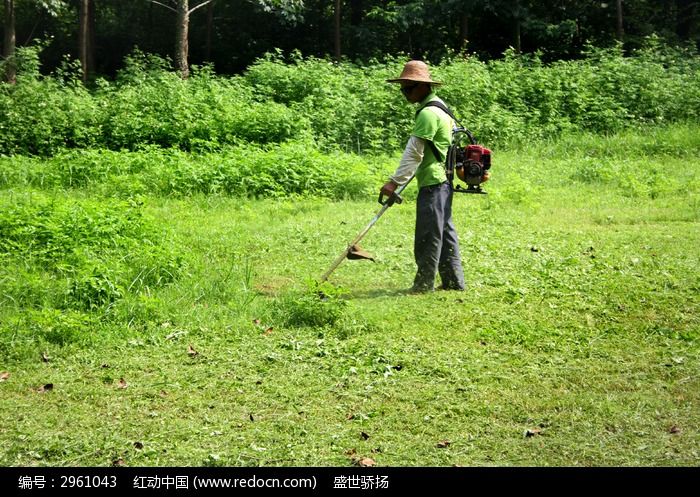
449, 129, 492, 194
423, 101, 492, 194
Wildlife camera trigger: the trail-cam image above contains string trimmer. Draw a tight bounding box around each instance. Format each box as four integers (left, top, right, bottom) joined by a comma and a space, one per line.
319, 176, 414, 282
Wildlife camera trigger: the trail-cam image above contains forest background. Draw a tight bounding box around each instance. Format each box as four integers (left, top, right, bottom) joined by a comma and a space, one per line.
1, 0, 700, 82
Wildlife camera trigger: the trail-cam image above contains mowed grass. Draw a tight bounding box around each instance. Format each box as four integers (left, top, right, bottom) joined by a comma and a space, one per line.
1, 126, 699, 467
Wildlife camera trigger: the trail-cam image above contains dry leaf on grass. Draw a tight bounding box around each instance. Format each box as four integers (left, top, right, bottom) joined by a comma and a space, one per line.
252, 319, 273, 335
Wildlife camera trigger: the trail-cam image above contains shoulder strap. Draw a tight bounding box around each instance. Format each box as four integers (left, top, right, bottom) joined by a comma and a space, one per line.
415, 100, 460, 162
418, 100, 463, 127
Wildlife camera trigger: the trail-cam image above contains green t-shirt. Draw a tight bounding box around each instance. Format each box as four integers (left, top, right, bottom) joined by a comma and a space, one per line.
412, 93, 453, 188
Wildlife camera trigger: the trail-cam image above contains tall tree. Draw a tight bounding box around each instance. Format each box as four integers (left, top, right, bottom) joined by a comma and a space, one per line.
150, 0, 214, 78
204, 0, 213, 61
2, 0, 16, 83
459, 10, 468, 50
616, 0, 624, 41
3, 0, 69, 79
514, 0, 522, 52
333, 0, 340, 60
78, 0, 94, 82
175, 0, 189, 77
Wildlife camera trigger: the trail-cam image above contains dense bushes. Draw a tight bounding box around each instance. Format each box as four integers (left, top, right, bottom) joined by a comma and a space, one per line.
435, 43, 700, 143
1, 41, 698, 157
0, 143, 386, 199
0, 50, 310, 156
0, 193, 185, 313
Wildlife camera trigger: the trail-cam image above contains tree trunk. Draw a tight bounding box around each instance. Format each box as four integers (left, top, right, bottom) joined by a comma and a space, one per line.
176, 0, 189, 78
2, 0, 16, 84
514, 0, 521, 53
334, 0, 342, 61
205, 0, 214, 62
151, 0, 214, 77
616, 0, 624, 41
78, 0, 94, 83
88, 0, 96, 76
147, 0, 154, 48
459, 12, 468, 51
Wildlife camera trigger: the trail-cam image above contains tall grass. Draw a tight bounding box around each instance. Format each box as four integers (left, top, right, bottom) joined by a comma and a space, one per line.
0, 143, 386, 199
1, 41, 698, 156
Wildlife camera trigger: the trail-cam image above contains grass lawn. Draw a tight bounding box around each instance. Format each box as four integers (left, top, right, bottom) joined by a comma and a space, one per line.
1, 126, 699, 466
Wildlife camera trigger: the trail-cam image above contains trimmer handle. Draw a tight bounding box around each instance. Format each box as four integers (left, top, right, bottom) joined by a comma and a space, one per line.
378, 191, 403, 206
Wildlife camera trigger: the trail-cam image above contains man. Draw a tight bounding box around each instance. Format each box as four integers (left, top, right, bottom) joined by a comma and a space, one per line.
382, 60, 465, 293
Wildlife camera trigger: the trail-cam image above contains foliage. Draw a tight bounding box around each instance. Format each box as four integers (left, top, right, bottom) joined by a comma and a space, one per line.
8, 0, 698, 76
0, 192, 185, 315
1, 43, 699, 158
0, 143, 385, 199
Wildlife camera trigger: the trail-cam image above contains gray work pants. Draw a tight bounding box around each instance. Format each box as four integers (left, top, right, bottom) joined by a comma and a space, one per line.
413, 181, 465, 291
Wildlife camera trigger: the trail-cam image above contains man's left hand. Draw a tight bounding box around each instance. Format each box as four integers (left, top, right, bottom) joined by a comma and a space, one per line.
380, 181, 398, 198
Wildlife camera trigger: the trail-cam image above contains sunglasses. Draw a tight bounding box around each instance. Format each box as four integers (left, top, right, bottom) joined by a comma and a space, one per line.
401, 83, 420, 94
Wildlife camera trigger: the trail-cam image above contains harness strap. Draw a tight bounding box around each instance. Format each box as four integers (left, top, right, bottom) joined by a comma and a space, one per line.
415, 100, 459, 162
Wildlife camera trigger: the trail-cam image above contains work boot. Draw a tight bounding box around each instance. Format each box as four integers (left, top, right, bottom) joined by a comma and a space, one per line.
406, 284, 434, 294
441, 281, 465, 291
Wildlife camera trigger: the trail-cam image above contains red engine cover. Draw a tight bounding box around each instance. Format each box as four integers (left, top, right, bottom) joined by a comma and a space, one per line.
466, 144, 491, 161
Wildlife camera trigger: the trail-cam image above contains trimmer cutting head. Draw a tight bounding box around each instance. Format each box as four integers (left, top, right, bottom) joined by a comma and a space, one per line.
346, 244, 375, 261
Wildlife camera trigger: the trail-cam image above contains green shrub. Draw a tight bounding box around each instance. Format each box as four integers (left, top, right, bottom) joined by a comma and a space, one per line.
126, 244, 186, 292
1, 42, 698, 157
0, 78, 101, 155
65, 267, 124, 311
0, 193, 185, 314
26, 309, 96, 346
273, 282, 348, 328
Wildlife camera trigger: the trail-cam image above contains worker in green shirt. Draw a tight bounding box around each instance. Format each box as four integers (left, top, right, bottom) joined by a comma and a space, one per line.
381, 60, 465, 293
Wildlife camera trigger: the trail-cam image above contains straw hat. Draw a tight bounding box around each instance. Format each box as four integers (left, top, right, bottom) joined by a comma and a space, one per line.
387, 60, 442, 85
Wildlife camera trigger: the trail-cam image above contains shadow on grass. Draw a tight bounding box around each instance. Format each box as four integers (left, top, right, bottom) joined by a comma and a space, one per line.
344, 287, 409, 299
